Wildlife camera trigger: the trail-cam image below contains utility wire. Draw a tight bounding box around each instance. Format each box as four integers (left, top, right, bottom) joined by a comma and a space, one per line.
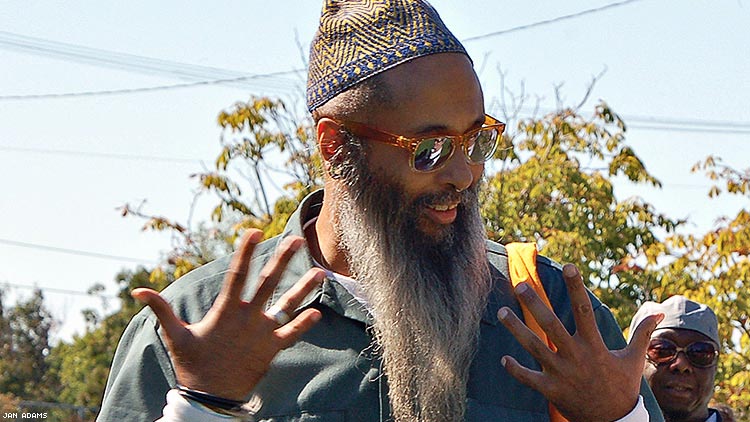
627, 124, 750, 135
462, 0, 646, 42
0, 238, 156, 265
517, 106, 750, 131
1, 6, 748, 135
0, 1, 645, 101
0, 145, 204, 164
1, 281, 118, 299
3, 12, 748, 133
0, 71, 303, 101
0, 30, 304, 94
0, 119, 747, 168
624, 114, 750, 129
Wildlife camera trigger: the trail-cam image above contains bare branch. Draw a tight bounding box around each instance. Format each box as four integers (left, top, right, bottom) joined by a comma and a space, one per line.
575, 66, 608, 111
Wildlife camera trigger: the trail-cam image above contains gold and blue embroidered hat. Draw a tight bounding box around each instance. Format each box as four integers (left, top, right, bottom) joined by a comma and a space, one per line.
306, 0, 469, 111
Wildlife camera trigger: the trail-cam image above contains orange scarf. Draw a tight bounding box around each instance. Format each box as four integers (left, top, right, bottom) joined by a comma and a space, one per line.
506, 242, 568, 422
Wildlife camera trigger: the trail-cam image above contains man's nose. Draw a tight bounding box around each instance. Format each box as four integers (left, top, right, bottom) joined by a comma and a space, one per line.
437, 147, 476, 192
669, 351, 695, 373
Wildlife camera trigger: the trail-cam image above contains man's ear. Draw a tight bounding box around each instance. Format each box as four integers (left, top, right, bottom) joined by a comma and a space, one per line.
317, 118, 345, 161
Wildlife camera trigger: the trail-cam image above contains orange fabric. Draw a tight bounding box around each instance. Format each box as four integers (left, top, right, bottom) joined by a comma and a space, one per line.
506, 242, 569, 422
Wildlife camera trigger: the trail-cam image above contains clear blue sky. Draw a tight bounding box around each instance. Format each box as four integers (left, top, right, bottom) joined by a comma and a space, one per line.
1, 0, 748, 341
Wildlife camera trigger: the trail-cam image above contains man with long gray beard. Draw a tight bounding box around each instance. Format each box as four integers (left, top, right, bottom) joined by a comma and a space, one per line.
98, 1, 665, 421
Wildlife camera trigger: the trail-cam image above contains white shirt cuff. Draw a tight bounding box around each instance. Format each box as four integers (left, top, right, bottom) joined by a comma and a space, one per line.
613, 395, 649, 422
156, 389, 240, 422
156, 389, 647, 422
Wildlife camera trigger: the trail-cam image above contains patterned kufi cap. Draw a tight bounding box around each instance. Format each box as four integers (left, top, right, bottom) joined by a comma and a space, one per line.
306, 0, 469, 112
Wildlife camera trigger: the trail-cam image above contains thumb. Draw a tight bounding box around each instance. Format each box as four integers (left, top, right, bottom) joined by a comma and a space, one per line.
627, 313, 664, 359
132, 288, 187, 340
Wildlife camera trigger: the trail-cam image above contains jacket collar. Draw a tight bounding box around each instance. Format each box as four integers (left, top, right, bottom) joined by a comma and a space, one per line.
269, 189, 372, 326
271, 189, 501, 328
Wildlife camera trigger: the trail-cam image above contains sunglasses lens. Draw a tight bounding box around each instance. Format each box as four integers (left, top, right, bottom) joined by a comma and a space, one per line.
412, 124, 502, 172
413, 137, 453, 172
647, 340, 677, 364
648, 339, 718, 367
466, 127, 500, 163
687, 342, 718, 367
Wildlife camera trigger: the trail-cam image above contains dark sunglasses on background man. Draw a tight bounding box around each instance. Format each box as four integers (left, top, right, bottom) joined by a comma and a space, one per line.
646, 338, 719, 368
339, 114, 506, 173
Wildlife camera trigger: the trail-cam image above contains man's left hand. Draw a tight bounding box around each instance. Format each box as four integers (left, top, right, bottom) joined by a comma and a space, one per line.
497, 263, 663, 422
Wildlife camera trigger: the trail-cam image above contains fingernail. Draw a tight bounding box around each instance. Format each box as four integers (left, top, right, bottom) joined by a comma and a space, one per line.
311, 312, 322, 322
282, 236, 303, 250
131, 288, 147, 300
563, 264, 579, 278
497, 307, 508, 321
501, 356, 508, 367
247, 229, 264, 242
313, 269, 326, 282
515, 282, 529, 294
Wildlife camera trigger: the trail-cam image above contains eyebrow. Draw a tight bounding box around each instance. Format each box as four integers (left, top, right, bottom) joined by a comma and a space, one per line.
412, 116, 485, 136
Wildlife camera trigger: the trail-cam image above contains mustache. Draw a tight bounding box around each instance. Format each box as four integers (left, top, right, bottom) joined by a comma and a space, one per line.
416, 190, 461, 207
413, 184, 478, 209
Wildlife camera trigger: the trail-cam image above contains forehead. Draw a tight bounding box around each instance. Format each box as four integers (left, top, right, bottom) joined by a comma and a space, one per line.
373, 53, 484, 133
651, 328, 715, 345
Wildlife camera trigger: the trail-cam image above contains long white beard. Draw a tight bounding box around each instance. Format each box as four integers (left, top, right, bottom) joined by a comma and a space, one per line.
330, 147, 492, 421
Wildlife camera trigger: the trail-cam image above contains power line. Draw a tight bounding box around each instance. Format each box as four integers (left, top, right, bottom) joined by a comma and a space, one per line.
623, 114, 750, 129
1, 281, 118, 299
0, 30, 304, 94
2, 6, 748, 136
0, 142, 730, 191
0, 145, 204, 164
461, 0, 646, 42
1, 119, 747, 169
627, 124, 750, 135
0, 71, 303, 101
0, 238, 156, 265
0, 2, 645, 101
508, 106, 750, 134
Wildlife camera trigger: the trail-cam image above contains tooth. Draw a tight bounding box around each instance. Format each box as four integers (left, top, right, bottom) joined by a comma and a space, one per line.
429, 203, 458, 211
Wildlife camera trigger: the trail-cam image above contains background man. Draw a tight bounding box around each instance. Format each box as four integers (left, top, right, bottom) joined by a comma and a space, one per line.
98, 1, 665, 421
629, 296, 723, 422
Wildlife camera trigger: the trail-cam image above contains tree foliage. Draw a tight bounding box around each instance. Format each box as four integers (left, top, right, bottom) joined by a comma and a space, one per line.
4, 92, 745, 417
119, 96, 322, 283
44, 268, 171, 409
482, 102, 682, 325
0, 289, 57, 401
117, 95, 749, 416
645, 157, 750, 418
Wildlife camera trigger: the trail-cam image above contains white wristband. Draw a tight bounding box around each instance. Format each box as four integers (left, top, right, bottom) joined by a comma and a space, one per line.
157, 389, 240, 422
613, 395, 649, 422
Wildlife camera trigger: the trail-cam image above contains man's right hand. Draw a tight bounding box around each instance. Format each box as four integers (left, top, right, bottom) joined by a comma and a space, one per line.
131, 229, 325, 401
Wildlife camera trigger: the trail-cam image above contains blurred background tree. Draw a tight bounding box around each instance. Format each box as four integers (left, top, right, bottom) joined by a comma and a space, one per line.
118, 96, 322, 284
481, 101, 682, 325
45, 268, 169, 409
0, 289, 57, 401
1, 92, 746, 419
642, 158, 749, 418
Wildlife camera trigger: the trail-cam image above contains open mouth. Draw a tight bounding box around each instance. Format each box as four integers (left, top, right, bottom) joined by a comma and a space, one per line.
428, 203, 458, 212
424, 202, 459, 225
662, 382, 694, 398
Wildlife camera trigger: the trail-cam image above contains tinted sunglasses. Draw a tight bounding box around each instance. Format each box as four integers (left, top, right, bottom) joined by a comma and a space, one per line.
647, 338, 718, 368
339, 115, 505, 172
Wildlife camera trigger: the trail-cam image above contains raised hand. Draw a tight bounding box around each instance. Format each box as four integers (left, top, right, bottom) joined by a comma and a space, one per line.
131, 229, 325, 401
497, 263, 663, 422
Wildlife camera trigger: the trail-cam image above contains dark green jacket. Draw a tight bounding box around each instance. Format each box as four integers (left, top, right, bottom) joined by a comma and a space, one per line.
98, 190, 664, 421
